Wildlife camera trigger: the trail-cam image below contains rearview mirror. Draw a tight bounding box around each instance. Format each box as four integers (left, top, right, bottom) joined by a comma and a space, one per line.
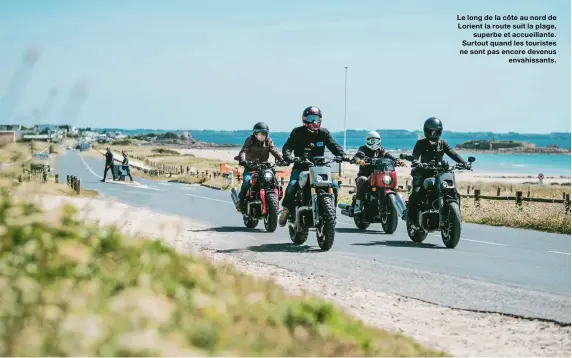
233, 155, 240, 161
468, 156, 476, 163
399, 153, 407, 159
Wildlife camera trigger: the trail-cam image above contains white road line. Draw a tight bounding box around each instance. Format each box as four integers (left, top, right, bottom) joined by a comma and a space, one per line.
186, 193, 234, 204
546, 250, 571, 255
77, 152, 161, 191
430, 234, 508, 247
78, 152, 102, 179
462, 239, 508, 247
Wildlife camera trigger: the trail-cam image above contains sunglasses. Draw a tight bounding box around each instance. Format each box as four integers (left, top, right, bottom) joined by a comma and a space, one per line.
304, 114, 322, 123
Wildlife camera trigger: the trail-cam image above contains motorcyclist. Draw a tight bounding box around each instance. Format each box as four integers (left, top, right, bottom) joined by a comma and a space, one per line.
403, 117, 469, 223
351, 131, 406, 215
236, 122, 283, 211
278, 106, 350, 227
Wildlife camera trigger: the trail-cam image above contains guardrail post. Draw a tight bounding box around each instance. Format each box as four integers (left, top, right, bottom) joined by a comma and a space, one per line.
474, 189, 481, 207
527, 188, 530, 198
67, 175, 71, 186
496, 186, 501, 196
565, 194, 570, 214
43, 171, 47, 182
55, 174, 59, 183
466, 186, 470, 195
76, 179, 81, 194
18, 174, 22, 183
515, 191, 523, 207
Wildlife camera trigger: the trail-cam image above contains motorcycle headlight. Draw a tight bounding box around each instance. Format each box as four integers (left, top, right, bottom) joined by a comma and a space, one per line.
263, 171, 274, 181
382, 175, 393, 185
442, 181, 449, 188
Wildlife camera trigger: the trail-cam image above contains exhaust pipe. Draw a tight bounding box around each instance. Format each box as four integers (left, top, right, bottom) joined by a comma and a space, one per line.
338, 203, 353, 217
296, 206, 312, 232
247, 200, 262, 215
388, 193, 407, 220
230, 187, 240, 208
419, 209, 439, 231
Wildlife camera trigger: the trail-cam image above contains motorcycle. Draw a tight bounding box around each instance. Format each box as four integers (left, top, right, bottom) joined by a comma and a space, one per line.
338, 157, 408, 234
286, 149, 348, 251
230, 157, 285, 232
399, 154, 476, 248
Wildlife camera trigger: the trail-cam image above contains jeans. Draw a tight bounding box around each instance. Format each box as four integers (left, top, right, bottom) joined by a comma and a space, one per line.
281, 169, 339, 211
407, 174, 426, 219
238, 169, 252, 201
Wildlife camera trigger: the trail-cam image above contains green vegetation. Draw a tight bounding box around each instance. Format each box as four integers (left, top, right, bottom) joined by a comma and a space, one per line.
0, 191, 444, 356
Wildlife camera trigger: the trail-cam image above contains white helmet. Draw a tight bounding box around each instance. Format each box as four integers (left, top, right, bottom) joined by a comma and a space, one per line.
365, 131, 381, 151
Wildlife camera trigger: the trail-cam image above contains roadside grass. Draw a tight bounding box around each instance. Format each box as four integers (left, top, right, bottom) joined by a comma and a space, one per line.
337, 188, 570, 234
0, 190, 446, 357
0, 142, 50, 164
0, 144, 98, 198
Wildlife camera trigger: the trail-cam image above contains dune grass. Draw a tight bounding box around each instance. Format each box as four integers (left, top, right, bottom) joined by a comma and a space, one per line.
0, 190, 446, 356
0, 143, 98, 198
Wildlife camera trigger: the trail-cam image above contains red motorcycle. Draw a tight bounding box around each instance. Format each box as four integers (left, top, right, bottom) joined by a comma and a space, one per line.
339, 157, 407, 233
230, 157, 285, 232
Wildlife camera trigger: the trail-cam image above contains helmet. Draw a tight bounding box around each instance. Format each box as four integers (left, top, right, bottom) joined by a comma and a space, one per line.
365, 131, 381, 151
252, 122, 269, 142
423, 117, 443, 142
302, 106, 322, 132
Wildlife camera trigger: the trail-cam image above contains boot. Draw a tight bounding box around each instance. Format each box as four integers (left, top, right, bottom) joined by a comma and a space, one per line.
278, 208, 289, 227
353, 200, 362, 215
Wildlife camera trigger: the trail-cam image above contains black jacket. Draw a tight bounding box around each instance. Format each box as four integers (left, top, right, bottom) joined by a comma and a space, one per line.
352, 145, 396, 177
105, 151, 114, 165
411, 138, 465, 175
283, 126, 345, 171
122, 156, 129, 165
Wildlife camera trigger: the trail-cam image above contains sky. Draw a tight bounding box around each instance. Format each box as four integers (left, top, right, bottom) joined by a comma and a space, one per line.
0, 0, 570, 133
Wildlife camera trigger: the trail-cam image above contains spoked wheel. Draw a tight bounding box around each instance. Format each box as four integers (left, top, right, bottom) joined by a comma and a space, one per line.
441, 202, 462, 248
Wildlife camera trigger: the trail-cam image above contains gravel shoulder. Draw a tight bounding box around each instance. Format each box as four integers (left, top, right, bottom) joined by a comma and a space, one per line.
33, 195, 571, 357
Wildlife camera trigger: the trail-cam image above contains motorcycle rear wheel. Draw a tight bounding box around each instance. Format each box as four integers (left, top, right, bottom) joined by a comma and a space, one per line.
406, 221, 428, 243
243, 214, 259, 229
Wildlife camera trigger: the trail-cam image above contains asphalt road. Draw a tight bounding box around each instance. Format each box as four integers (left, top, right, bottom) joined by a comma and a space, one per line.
55, 149, 571, 324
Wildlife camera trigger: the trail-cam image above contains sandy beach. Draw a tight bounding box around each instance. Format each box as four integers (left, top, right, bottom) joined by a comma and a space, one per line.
178, 148, 571, 185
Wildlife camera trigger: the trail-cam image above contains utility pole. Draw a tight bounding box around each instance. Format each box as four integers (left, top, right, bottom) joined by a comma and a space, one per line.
341, 66, 348, 177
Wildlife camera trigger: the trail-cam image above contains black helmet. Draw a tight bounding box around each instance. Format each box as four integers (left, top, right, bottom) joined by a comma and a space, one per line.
253, 122, 269, 135
423, 117, 443, 142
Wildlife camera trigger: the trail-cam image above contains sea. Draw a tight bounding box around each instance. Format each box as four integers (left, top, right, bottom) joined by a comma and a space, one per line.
98, 128, 572, 177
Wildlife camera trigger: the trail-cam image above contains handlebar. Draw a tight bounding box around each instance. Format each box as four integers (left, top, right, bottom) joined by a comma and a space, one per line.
412, 160, 472, 172
359, 156, 406, 167
287, 155, 349, 167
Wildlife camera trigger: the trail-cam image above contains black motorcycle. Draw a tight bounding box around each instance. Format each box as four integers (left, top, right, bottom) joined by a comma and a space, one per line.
230, 157, 285, 232
399, 154, 475, 248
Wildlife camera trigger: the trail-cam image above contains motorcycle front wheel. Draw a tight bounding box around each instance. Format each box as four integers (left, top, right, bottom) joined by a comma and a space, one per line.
316, 195, 336, 251
381, 194, 398, 234
441, 202, 462, 248
263, 191, 279, 232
